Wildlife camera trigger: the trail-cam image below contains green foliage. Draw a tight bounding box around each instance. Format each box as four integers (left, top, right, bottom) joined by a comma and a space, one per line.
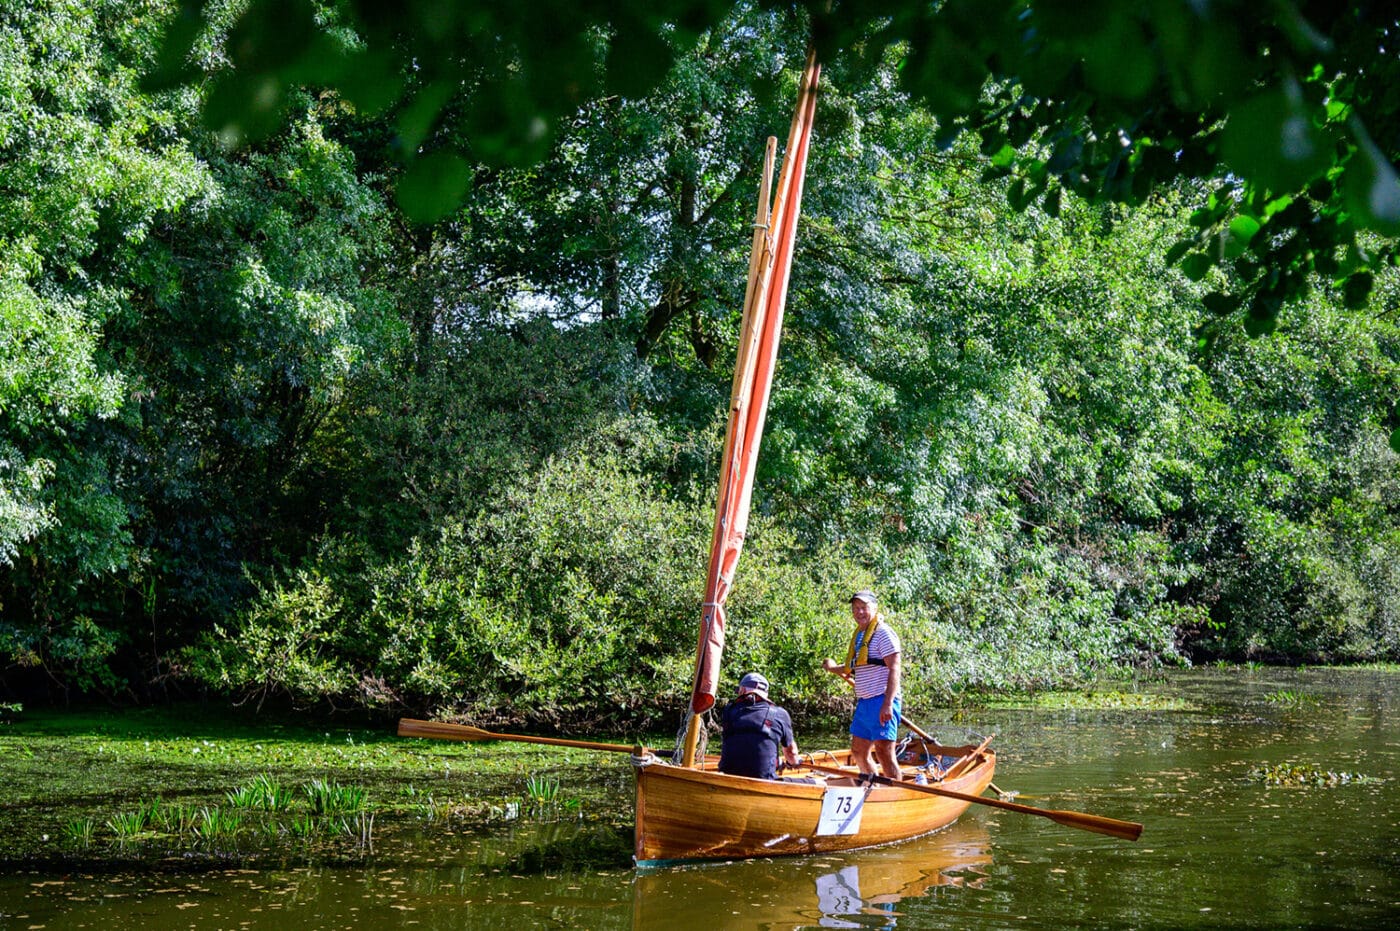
4, 1, 1400, 715
1264, 690, 1321, 707
104, 808, 148, 839
168, 0, 1400, 333
303, 778, 366, 815
1249, 763, 1377, 788
63, 816, 97, 847
226, 773, 295, 811
1178, 296, 1400, 661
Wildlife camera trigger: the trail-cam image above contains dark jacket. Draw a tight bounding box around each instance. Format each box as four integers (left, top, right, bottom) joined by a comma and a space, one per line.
718, 694, 795, 780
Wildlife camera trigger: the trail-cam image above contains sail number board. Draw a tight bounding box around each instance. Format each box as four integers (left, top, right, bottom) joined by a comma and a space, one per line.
816, 785, 869, 836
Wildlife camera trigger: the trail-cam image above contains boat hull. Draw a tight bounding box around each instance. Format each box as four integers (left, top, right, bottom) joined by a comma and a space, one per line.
634, 751, 996, 866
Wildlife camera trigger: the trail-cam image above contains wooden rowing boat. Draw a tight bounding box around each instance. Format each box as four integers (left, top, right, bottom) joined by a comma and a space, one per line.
633, 745, 996, 866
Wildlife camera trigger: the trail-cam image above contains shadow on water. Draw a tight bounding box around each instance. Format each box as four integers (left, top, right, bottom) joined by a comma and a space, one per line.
2, 667, 1398, 929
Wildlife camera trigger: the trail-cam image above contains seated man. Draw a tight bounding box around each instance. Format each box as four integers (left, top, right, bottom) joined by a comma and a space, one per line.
718, 672, 801, 780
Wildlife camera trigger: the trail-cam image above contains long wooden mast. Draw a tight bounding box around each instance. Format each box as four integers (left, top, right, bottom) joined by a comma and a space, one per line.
682, 54, 821, 767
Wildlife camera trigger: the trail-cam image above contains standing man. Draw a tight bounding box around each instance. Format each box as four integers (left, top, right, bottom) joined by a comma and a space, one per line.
718, 672, 801, 780
822, 589, 903, 780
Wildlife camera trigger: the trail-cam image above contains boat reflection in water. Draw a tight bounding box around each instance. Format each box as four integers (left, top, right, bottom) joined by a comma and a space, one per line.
631, 817, 992, 930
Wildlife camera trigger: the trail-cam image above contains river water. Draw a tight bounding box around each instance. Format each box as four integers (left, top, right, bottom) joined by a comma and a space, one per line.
2, 667, 1396, 929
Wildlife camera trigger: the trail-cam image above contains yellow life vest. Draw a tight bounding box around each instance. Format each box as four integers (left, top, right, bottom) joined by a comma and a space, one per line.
845, 617, 885, 673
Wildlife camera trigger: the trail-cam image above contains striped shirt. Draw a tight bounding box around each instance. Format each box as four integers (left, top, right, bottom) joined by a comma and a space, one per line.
850, 622, 901, 699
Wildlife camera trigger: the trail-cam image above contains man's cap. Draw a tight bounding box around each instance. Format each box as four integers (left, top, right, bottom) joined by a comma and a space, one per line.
851, 589, 878, 605
738, 672, 769, 693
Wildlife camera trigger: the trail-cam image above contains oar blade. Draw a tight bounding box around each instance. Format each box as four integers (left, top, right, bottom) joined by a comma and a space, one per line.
1047, 809, 1144, 841
398, 718, 494, 741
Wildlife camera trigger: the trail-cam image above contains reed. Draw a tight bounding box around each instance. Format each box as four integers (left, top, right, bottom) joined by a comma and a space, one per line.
303, 778, 367, 815
192, 805, 242, 839
524, 774, 561, 804
227, 773, 295, 811
64, 816, 97, 847
105, 809, 147, 839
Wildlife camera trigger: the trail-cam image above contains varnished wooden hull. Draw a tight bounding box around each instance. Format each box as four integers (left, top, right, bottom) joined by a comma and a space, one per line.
634, 751, 996, 866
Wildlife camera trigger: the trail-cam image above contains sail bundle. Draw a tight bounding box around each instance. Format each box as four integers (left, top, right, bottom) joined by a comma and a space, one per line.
682, 55, 821, 763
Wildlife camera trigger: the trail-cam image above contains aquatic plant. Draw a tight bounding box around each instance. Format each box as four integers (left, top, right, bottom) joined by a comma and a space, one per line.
227, 773, 295, 811
338, 811, 375, 848
151, 801, 198, 835
105, 809, 147, 839
1264, 689, 1321, 706
192, 806, 242, 839
289, 814, 319, 838
416, 794, 459, 823
525, 775, 561, 804
64, 816, 96, 847
1249, 763, 1377, 787
304, 778, 367, 814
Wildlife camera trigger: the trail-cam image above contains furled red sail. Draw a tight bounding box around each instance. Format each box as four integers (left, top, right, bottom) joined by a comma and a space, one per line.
685, 56, 820, 734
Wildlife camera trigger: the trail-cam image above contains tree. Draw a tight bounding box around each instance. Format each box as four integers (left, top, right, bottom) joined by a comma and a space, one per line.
154, 2, 1400, 401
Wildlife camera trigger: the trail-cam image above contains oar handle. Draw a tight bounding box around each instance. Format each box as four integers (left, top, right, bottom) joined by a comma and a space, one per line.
831, 670, 942, 747
799, 761, 1143, 842
397, 719, 646, 755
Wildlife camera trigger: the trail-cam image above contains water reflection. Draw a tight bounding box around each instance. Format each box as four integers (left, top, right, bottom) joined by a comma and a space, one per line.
631, 819, 992, 930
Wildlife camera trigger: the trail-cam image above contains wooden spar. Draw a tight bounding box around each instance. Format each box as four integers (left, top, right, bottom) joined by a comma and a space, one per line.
942, 733, 997, 781
683, 52, 821, 763
681, 137, 778, 768
798, 761, 1144, 842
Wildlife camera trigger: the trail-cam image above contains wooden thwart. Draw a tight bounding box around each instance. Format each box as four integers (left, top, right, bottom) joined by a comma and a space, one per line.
797, 761, 1144, 842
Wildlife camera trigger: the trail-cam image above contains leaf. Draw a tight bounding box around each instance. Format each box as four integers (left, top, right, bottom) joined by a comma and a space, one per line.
1221, 85, 1332, 193
1391, 427, 1400, 455
225, 0, 317, 74
1228, 215, 1261, 244
1180, 253, 1213, 281
203, 73, 287, 146
1342, 123, 1400, 235
338, 50, 405, 117
1189, 207, 1217, 228
140, 0, 204, 93
606, 21, 674, 99
1007, 178, 1032, 211
1201, 291, 1238, 316
1245, 294, 1281, 337
1164, 240, 1193, 265
395, 152, 472, 224
396, 82, 456, 155
1341, 271, 1374, 309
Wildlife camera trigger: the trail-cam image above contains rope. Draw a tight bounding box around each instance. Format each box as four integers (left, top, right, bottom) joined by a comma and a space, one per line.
670, 709, 713, 766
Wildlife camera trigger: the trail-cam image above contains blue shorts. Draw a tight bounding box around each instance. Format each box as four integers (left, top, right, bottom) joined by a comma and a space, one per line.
850, 694, 901, 742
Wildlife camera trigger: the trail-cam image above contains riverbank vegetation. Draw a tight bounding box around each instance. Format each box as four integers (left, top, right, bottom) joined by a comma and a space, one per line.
3, 2, 1400, 727
0, 704, 636, 867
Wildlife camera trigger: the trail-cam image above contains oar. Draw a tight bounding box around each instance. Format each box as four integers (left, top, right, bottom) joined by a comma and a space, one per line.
798, 761, 1144, 841
398, 718, 648, 755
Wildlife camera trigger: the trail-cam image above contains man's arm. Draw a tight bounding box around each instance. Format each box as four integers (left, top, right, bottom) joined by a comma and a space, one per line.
880, 651, 901, 724
781, 710, 800, 765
